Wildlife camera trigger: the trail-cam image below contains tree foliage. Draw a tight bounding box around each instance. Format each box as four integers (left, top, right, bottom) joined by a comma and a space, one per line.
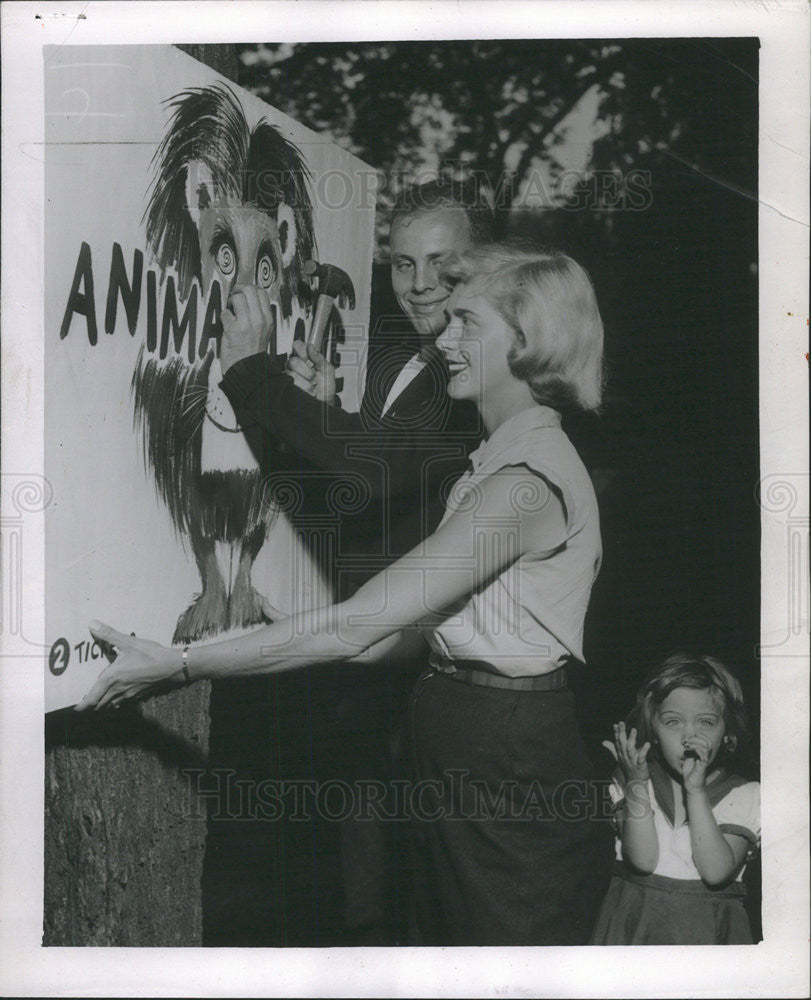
237, 39, 757, 216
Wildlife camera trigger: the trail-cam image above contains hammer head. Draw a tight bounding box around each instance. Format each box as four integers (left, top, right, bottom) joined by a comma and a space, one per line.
304, 259, 356, 310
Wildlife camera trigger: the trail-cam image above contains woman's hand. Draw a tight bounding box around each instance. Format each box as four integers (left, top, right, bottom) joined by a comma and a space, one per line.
682, 734, 713, 794
74, 621, 185, 712
603, 721, 651, 786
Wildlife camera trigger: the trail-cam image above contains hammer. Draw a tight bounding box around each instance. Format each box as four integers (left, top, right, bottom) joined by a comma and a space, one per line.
303, 260, 356, 353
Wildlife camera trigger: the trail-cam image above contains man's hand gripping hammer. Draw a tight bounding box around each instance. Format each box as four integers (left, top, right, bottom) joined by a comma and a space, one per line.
303, 260, 356, 353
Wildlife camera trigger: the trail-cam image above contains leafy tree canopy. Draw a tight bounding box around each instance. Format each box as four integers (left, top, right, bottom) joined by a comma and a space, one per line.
238, 38, 757, 225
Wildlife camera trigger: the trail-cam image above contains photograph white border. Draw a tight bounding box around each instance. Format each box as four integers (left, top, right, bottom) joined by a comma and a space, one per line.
2, 2, 808, 997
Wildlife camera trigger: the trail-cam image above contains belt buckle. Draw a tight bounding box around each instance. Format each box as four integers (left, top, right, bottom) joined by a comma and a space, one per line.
429, 655, 457, 677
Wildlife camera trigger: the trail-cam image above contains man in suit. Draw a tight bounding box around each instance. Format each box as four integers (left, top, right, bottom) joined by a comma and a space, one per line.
219, 178, 493, 570
210, 178, 494, 945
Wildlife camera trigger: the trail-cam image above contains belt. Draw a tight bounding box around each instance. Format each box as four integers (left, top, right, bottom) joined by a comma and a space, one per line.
435, 660, 568, 692
612, 861, 747, 898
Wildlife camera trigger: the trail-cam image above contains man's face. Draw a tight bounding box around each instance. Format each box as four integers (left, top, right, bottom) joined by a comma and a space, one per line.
390, 207, 473, 342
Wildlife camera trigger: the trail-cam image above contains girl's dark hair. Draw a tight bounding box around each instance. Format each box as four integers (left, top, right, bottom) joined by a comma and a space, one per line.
629, 652, 750, 766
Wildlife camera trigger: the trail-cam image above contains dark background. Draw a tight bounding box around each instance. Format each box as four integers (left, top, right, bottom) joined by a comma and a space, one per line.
207, 37, 761, 944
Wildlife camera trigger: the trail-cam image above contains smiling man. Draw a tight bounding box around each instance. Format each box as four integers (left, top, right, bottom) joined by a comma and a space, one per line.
390, 200, 481, 340
367, 190, 493, 437
220, 177, 494, 560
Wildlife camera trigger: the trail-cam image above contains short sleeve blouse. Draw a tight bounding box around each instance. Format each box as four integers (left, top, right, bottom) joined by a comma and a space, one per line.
424, 405, 602, 677
611, 775, 761, 881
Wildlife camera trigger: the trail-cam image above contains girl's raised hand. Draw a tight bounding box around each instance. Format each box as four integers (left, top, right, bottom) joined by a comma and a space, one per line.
74, 621, 184, 712
681, 734, 713, 793
602, 721, 651, 785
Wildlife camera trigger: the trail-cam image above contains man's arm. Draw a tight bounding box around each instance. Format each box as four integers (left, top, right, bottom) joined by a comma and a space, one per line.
217, 283, 479, 500
221, 352, 478, 501
222, 351, 369, 465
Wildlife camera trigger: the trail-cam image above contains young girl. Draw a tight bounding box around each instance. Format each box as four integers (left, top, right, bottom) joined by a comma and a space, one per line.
591, 653, 760, 945
77, 243, 607, 945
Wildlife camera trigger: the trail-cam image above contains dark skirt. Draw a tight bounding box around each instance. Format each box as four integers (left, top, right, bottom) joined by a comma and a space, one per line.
591, 864, 753, 945
409, 669, 614, 946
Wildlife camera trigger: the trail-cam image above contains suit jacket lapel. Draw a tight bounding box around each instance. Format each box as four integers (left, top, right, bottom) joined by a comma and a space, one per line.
360, 346, 415, 424
382, 350, 448, 424
383, 363, 429, 421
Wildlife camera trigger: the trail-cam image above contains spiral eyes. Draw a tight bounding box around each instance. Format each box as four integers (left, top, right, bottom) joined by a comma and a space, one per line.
210, 237, 277, 287
215, 243, 235, 277
256, 254, 276, 289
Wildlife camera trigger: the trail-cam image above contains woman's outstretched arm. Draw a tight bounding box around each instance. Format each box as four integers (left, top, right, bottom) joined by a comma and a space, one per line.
76, 466, 566, 710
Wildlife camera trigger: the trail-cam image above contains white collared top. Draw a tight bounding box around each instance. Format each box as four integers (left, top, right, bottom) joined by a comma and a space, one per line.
424, 405, 602, 677
609, 776, 761, 881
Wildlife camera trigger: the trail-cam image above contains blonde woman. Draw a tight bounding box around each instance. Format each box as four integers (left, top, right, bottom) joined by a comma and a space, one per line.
79, 244, 607, 945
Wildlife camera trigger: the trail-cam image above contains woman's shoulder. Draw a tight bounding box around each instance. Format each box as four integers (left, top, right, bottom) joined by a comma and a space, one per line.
514, 425, 597, 518
517, 417, 593, 471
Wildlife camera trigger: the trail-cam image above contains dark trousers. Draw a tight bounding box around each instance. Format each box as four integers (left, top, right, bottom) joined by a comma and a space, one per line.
409, 670, 613, 946
203, 661, 419, 946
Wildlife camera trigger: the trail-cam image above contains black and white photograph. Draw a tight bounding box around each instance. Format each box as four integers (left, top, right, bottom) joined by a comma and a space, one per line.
1, 1, 808, 997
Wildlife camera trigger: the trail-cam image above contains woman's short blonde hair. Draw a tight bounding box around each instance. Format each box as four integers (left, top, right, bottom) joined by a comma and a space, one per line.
441, 243, 605, 411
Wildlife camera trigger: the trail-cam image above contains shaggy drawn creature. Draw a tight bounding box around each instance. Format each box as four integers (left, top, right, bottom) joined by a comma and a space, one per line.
133, 84, 316, 643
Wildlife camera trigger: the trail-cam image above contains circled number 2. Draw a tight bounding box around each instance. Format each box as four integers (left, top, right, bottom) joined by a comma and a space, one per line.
49, 638, 70, 676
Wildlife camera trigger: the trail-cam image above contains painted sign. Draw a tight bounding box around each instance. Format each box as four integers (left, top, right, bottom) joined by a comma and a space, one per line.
44, 45, 374, 711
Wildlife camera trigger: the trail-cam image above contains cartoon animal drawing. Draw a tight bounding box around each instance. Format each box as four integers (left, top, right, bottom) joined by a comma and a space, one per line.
133, 84, 316, 644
